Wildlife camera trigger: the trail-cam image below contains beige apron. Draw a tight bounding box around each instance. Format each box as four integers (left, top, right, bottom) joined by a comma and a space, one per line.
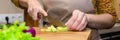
42, 0, 94, 23
41, 0, 100, 40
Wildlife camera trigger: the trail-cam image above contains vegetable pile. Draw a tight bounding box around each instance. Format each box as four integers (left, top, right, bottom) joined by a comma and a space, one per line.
0, 20, 40, 40
41, 25, 67, 32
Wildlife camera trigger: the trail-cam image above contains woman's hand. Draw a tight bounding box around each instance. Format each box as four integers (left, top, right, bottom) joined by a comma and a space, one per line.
65, 10, 88, 31
27, 0, 47, 20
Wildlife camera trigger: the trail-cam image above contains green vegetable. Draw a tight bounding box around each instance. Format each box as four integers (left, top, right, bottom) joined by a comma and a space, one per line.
45, 29, 51, 32
0, 25, 3, 29
0, 20, 40, 40
57, 27, 67, 32
41, 25, 67, 32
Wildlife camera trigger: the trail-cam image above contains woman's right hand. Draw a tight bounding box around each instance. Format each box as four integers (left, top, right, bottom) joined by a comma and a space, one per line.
27, 0, 47, 20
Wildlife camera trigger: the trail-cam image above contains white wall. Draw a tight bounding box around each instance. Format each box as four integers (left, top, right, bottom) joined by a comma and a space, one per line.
0, 0, 24, 24
0, 0, 23, 13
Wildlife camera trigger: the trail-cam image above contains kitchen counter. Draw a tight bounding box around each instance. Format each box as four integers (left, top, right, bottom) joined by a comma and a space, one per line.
99, 23, 120, 34
33, 27, 91, 40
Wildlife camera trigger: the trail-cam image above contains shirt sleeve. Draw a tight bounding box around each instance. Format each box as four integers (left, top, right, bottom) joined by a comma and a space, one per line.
92, 0, 117, 22
11, 0, 20, 7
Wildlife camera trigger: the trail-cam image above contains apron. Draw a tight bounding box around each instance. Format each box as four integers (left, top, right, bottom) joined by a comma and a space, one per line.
42, 0, 100, 40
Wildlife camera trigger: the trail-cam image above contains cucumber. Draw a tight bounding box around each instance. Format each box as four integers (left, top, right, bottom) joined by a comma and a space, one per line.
41, 25, 67, 32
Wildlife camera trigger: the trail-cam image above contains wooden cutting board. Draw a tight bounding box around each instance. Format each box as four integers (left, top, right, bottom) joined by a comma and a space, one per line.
33, 27, 91, 40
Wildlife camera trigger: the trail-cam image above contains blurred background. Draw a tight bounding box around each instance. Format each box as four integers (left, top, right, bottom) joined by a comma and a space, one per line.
0, 0, 24, 24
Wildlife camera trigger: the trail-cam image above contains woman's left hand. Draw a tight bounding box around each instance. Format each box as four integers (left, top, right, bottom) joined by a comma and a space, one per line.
65, 10, 88, 31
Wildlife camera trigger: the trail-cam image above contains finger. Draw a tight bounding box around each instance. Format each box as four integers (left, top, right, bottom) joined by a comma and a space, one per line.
65, 17, 74, 30
76, 16, 87, 31
65, 10, 79, 30
32, 9, 39, 20
28, 8, 39, 20
79, 16, 88, 31
39, 9, 48, 16
66, 10, 80, 26
27, 8, 33, 18
79, 21, 87, 31
71, 10, 84, 29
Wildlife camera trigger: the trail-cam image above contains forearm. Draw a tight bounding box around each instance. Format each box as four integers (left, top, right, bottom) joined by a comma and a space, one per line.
19, 0, 41, 8
86, 14, 115, 29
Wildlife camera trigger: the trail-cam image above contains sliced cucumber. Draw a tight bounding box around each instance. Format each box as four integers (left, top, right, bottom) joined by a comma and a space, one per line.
41, 25, 67, 32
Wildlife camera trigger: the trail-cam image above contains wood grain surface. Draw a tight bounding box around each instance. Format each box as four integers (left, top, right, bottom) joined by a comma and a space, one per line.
33, 27, 91, 40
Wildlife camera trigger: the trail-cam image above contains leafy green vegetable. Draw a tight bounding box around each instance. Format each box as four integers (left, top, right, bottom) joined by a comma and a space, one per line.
0, 25, 3, 29
0, 20, 40, 40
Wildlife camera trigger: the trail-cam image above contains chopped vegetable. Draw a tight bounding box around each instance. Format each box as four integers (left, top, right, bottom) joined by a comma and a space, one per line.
57, 27, 67, 31
41, 25, 67, 32
45, 29, 51, 32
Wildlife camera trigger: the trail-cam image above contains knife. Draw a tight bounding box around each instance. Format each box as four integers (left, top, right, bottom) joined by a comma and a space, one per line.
38, 8, 66, 27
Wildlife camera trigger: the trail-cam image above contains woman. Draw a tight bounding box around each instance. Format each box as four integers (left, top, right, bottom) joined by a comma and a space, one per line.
11, 0, 117, 40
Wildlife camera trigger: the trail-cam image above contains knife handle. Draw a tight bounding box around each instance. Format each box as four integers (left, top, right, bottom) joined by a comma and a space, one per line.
38, 13, 44, 27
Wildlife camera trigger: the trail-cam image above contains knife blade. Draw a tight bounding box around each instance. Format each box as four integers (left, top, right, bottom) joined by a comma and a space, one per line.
38, 9, 66, 27
46, 10, 65, 26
